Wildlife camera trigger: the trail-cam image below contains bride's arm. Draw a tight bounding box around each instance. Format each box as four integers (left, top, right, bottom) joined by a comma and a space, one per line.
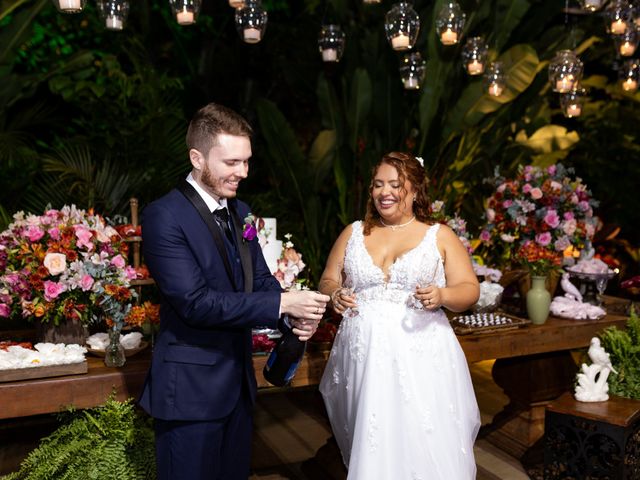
318, 224, 356, 312
436, 225, 479, 312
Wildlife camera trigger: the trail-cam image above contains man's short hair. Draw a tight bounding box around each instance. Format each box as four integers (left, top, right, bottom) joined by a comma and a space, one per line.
186, 103, 253, 155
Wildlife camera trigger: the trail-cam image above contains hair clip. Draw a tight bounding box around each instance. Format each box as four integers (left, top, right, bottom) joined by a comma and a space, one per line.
415, 156, 424, 167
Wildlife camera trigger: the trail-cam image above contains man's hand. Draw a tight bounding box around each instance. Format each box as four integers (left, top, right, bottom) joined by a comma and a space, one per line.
289, 317, 319, 341
280, 290, 330, 323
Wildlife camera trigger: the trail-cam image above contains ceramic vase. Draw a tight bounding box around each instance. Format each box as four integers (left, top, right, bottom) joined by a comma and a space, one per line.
104, 327, 126, 367
526, 275, 551, 325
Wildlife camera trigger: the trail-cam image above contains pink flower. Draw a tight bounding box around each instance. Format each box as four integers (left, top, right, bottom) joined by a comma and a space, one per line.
522, 183, 532, 194
562, 219, 577, 236
554, 236, 570, 252
43, 280, 65, 301
535, 232, 552, 246
496, 183, 506, 193
570, 193, 579, 204
43, 252, 67, 276
529, 188, 543, 200
544, 209, 560, 228
74, 226, 94, 251
0, 303, 10, 317
578, 200, 590, 212
124, 266, 138, 280
503, 200, 513, 208
547, 165, 557, 175
24, 225, 45, 242
80, 274, 94, 291
550, 181, 562, 191
486, 208, 495, 222
563, 211, 574, 221
110, 254, 126, 269
48, 227, 61, 240
480, 230, 491, 242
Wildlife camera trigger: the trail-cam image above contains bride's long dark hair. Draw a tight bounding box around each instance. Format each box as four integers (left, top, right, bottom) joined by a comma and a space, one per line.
363, 152, 432, 235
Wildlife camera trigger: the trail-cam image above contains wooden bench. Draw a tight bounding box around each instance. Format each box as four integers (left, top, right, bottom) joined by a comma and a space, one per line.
544, 392, 640, 479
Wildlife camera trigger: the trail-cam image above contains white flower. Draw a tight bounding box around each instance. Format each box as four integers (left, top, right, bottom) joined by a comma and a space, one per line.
43, 253, 67, 276
415, 156, 424, 167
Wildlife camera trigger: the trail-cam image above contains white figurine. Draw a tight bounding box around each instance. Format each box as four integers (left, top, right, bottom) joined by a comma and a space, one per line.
549, 273, 606, 319
560, 272, 583, 302
575, 337, 617, 402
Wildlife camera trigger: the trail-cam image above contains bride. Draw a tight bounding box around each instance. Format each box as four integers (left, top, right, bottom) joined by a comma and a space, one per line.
318, 152, 481, 479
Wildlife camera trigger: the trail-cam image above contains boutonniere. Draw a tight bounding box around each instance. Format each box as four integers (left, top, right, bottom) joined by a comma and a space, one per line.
242, 213, 262, 243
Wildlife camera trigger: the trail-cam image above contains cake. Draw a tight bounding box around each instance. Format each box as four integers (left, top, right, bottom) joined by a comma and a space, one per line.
258, 218, 283, 274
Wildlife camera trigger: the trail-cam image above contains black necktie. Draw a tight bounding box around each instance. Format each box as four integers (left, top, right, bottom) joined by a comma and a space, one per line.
213, 208, 234, 244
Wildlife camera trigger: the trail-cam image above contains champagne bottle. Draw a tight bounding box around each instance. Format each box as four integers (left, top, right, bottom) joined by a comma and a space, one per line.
263, 329, 306, 387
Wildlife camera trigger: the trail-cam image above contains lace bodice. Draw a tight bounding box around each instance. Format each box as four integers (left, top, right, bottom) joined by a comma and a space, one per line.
343, 221, 445, 310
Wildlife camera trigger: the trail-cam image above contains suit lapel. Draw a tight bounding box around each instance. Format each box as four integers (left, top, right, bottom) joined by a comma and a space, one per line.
229, 200, 254, 293
176, 180, 238, 290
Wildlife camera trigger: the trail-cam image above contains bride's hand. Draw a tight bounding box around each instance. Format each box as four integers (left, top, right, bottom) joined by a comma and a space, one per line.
331, 287, 357, 314
415, 284, 442, 310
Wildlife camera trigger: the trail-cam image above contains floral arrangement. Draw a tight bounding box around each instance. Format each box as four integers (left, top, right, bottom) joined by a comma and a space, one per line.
0, 205, 143, 330
242, 213, 263, 243
274, 234, 307, 290
517, 241, 563, 276
479, 163, 598, 268
429, 201, 473, 254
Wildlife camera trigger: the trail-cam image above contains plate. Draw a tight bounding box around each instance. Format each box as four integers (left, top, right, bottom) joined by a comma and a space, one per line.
87, 340, 149, 358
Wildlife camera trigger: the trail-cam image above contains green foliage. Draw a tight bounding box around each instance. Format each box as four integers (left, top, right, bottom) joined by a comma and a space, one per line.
2, 397, 155, 480
599, 306, 640, 400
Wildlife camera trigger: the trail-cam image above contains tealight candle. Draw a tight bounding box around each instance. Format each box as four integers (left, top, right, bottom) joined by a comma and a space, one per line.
622, 78, 638, 91
565, 103, 582, 117
403, 77, 419, 89
488, 83, 503, 97
243, 27, 261, 43
391, 33, 410, 50
611, 19, 627, 35
105, 15, 123, 30
322, 48, 338, 62
619, 41, 636, 56
583, 0, 602, 10
176, 9, 195, 25
555, 74, 575, 93
59, 0, 81, 11
229, 0, 245, 7
466, 59, 484, 75
440, 28, 458, 45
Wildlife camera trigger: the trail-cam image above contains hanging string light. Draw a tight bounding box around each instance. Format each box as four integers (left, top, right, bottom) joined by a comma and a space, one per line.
318, 25, 346, 62
229, 0, 245, 7
577, 0, 606, 12
384, 2, 420, 51
605, 0, 633, 35
399, 52, 426, 89
235, 0, 268, 44
613, 27, 639, 55
548, 50, 583, 93
169, 0, 201, 25
98, 0, 129, 30
461, 37, 488, 75
435, 2, 465, 46
620, 59, 640, 91
560, 87, 586, 117
484, 62, 506, 97
52, 0, 86, 13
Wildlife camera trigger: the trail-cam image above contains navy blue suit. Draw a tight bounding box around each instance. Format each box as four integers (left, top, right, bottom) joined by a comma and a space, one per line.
139, 186, 282, 479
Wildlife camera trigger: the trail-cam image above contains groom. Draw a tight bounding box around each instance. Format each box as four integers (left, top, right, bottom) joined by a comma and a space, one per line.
138, 103, 329, 480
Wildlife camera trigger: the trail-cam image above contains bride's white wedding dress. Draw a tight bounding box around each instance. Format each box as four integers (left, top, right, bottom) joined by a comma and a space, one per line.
319, 222, 480, 479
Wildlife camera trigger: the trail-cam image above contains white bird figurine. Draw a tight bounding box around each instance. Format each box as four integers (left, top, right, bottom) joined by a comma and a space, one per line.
561, 272, 583, 302
588, 337, 618, 374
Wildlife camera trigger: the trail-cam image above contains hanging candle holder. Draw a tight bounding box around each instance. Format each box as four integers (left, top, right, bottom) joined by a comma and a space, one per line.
399, 52, 426, 89
363, 0, 382, 3
235, 0, 268, 44
229, 0, 245, 7
613, 27, 639, 56
318, 25, 346, 63
548, 50, 583, 93
384, 2, 420, 51
484, 62, 506, 97
435, 2, 466, 46
577, 0, 606, 12
461, 37, 488, 75
620, 59, 640, 91
170, 0, 201, 25
98, 0, 129, 31
52, 0, 86, 13
560, 88, 586, 118
605, 0, 633, 35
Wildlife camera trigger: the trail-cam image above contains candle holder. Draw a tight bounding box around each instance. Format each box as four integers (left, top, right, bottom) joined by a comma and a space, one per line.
613, 28, 638, 56
228, 0, 245, 7
384, 2, 420, 51
560, 87, 586, 118
605, 0, 633, 35
318, 25, 346, 63
235, 0, 268, 44
98, 0, 129, 31
52, 0, 86, 13
461, 37, 488, 75
620, 59, 640, 91
548, 50, 583, 93
484, 62, 506, 97
170, 0, 201, 26
363, 0, 382, 3
577, 0, 606, 11
435, 2, 465, 46
399, 52, 426, 89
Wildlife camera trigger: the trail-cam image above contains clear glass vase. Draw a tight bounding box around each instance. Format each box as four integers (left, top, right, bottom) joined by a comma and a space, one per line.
104, 327, 126, 367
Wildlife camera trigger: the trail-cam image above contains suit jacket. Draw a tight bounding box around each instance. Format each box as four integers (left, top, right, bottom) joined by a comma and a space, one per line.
138, 187, 282, 421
